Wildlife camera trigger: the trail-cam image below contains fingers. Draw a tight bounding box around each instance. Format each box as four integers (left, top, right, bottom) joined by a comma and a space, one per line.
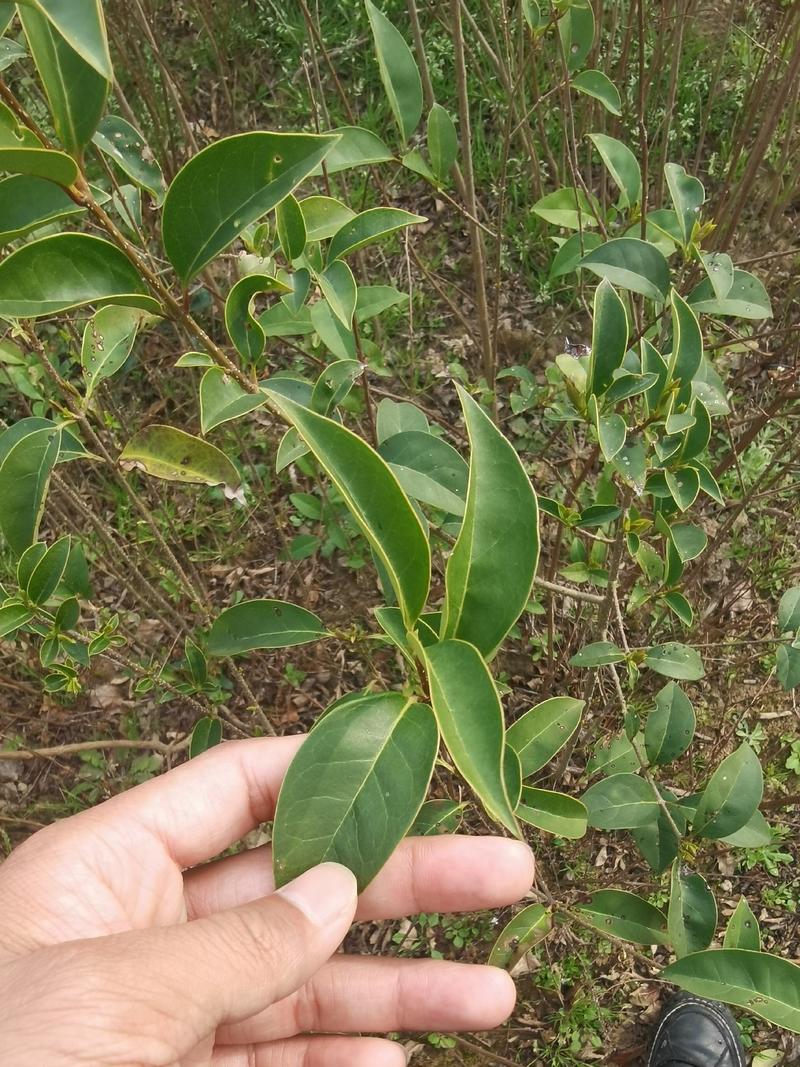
52, 736, 304, 868
212, 1036, 405, 1067
185, 834, 535, 921
216, 955, 517, 1045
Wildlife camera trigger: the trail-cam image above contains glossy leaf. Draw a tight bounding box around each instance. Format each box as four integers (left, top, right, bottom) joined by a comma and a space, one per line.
583, 773, 660, 830
199, 368, 267, 433
550, 230, 603, 278
644, 642, 704, 680
424, 639, 519, 837
632, 786, 685, 873
328, 206, 425, 262
92, 115, 165, 203
274, 193, 306, 261
662, 951, 800, 1032
693, 743, 763, 840
669, 861, 717, 958
0, 38, 26, 72
778, 587, 800, 633
427, 103, 458, 182
273, 692, 438, 891
572, 70, 621, 115
699, 251, 734, 301
378, 430, 468, 516
777, 642, 800, 691
664, 162, 704, 246
668, 291, 703, 404
589, 134, 641, 209
517, 787, 587, 838
506, 696, 583, 778
119, 424, 241, 491
19, 7, 108, 156
266, 390, 430, 626
175, 351, 214, 368
225, 274, 289, 363
311, 359, 361, 415
0, 101, 78, 185
669, 521, 707, 562
661, 588, 691, 624
0, 234, 157, 318
162, 131, 338, 282
719, 810, 772, 849
597, 412, 626, 461
581, 238, 670, 302
504, 746, 523, 810
376, 398, 428, 442
0, 174, 84, 243
18, 0, 111, 79
0, 424, 60, 554
488, 904, 552, 969
442, 387, 539, 659
318, 260, 357, 328
26, 533, 70, 603
570, 640, 625, 667
645, 682, 695, 765
588, 278, 628, 396
365, 0, 422, 142
189, 716, 222, 758
409, 798, 465, 836
533, 187, 598, 229
81, 305, 144, 399
0, 602, 33, 639
310, 126, 393, 175
724, 897, 761, 951
558, 2, 594, 71
207, 599, 326, 656
587, 733, 639, 777
687, 269, 772, 320
577, 890, 669, 944
298, 195, 355, 242
665, 467, 700, 512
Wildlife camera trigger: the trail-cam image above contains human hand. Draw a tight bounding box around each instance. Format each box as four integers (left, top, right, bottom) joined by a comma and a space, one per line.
0, 736, 534, 1066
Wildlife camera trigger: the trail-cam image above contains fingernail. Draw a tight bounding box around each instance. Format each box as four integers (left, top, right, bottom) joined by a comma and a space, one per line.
276, 862, 357, 927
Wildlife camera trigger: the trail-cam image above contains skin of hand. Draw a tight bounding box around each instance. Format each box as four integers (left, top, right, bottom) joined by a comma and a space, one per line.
0, 736, 535, 1067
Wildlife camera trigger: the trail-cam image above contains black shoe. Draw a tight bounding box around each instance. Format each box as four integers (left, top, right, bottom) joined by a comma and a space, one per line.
648, 992, 747, 1067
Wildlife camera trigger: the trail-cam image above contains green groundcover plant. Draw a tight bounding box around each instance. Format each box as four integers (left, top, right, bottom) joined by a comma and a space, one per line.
0, 0, 798, 1035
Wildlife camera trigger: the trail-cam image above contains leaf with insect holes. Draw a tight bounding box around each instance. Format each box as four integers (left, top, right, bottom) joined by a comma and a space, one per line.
409, 799, 465, 836
692, 743, 763, 840
424, 639, 520, 838
724, 897, 761, 951
365, 0, 423, 142
207, 599, 327, 656
273, 692, 438, 891
119, 424, 241, 492
162, 131, 339, 282
489, 904, 552, 969
577, 890, 669, 945
668, 861, 717, 958
81, 305, 144, 399
687, 269, 772, 320
93, 116, 165, 203
644, 642, 704, 680
558, 2, 594, 71
645, 682, 695, 765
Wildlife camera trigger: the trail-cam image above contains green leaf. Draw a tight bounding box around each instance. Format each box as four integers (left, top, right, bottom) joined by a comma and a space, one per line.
310, 126, 393, 175
175, 351, 214, 368
17, 541, 46, 590
581, 238, 670, 302
777, 642, 800, 691
668, 291, 703, 405
682, 401, 713, 462
687, 269, 772, 320
442, 387, 539, 659
273, 692, 438, 891
504, 745, 523, 810
81, 305, 144, 400
427, 103, 458, 182
189, 716, 222, 758
318, 260, 357, 328
506, 696, 583, 778
533, 187, 599, 229
424, 639, 520, 837
0, 101, 79, 185
665, 466, 700, 512
699, 251, 734, 301
587, 733, 639, 776
662, 950, 800, 1032
364, 0, 423, 143
275, 193, 306, 261
328, 206, 425, 262
613, 442, 647, 492
719, 810, 772, 849
207, 598, 327, 656
378, 430, 468, 516
311, 359, 362, 415
356, 284, 408, 322
550, 230, 603, 278
19, 7, 108, 157
570, 640, 625, 667
26, 533, 70, 603
17, 0, 111, 79
376, 398, 428, 442
0, 233, 158, 318
119, 424, 241, 492
162, 131, 338, 282
645, 682, 695, 765
669, 521, 707, 563
777, 586, 800, 633
488, 904, 552, 969
224, 273, 289, 363
632, 787, 685, 873
0, 174, 84, 243
577, 890, 669, 944
644, 642, 704, 680
582, 773, 660, 829
199, 368, 267, 434
669, 861, 717, 957
588, 134, 641, 209
597, 412, 626, 461
692, 743, 763, 839
0, 38, 26, 73
663, 591, 693, 626
265, 390, 430, 627
0, 424, 60, 554
298, 195, 356, 241
558, 1, 594, 71
572, 70, 621, 115
409, 799, 465, 836
92, 115, 165, 203
664, 162, 704, 246
724, 897, 761, 951
0, 601, 33, 639
588, 278, 628, 396
517, 787, 587, 838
